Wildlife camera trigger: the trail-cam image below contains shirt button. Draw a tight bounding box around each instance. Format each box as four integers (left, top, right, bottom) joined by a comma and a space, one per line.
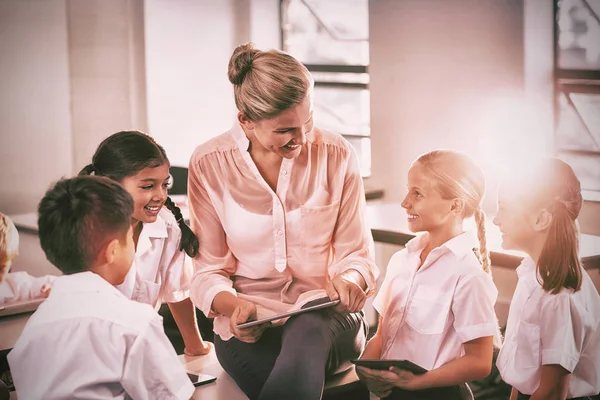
281, 170, 288, 176
277, 230, 283, 236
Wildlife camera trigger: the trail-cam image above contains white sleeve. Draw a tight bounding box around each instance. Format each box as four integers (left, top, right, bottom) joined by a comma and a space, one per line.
452, 272, 499, 343
122, 315, 194, 400
539, 293, 581, 372
7, 273, 56, 303
372, 251, 404, 318
162, 226, 193, 304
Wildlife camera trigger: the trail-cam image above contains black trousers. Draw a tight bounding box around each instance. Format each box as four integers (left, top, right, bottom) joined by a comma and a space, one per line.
214, 308, 367, 400
518, 391, 595, 400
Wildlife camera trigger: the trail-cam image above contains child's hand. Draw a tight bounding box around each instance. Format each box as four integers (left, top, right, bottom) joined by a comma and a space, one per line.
183, 341, 212, 357
368, 366, 425, 391
40, 283, 52, 298
356, 366, 394, 398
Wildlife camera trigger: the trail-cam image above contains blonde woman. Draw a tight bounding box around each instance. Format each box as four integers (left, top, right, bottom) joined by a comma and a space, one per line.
188, 43, 378, 400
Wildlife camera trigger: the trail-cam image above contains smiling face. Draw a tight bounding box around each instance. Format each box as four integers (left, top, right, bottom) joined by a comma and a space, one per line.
400, 163, 456, 233
120, 163, 171, 225
240, 95, 314, 159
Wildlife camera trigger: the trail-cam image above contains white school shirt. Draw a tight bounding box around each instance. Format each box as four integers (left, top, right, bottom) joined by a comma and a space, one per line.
116, 208, 193, 309
0, 271, 56, 305
8, 271, 194, 400
372, 231, 499, 370
497, 257, 600, 397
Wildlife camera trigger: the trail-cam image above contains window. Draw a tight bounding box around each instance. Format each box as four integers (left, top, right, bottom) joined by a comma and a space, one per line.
554, 0, 600, 194
280, 0, 371, 177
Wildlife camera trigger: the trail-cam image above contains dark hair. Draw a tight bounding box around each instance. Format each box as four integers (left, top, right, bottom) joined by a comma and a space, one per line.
79, 131, 199, 258
37, 176, 133, 274
529, 158, 583, 294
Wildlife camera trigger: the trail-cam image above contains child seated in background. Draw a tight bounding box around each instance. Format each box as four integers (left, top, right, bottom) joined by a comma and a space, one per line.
0, 212, 55, 306
8, 176, 194, 400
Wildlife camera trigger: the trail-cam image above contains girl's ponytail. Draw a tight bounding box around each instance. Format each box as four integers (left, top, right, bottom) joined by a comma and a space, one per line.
537, 198, 582, 294
164, 197, 200, 258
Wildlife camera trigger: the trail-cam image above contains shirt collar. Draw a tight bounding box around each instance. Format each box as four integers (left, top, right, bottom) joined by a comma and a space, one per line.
137, 212, 168, 255
231, 121, 251, 153
51, 271, 123, 297
516, 256, 537, 279
405, 231, 476, 259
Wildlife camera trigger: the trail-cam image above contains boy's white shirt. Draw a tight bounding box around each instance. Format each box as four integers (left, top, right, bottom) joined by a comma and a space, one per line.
0, 271, 56, 306
372, 231, 499, 370
7, 271, 194, 400
497, 256, 600, 397
116, 208, 193, 309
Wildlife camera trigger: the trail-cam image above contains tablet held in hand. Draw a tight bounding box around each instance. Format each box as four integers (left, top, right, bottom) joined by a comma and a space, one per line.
236, 298, 340, 329
352, 359, 428, 375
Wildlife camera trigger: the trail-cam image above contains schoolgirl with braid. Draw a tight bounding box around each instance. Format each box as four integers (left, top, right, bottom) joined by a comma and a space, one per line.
79, 131, 210, 356
356, 150, 500, 400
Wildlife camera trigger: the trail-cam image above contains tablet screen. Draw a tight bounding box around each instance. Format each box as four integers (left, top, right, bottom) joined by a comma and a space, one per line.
236, 298, 339, 329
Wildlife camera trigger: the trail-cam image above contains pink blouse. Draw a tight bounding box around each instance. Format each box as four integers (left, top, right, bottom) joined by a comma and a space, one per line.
188, 122, 378, 340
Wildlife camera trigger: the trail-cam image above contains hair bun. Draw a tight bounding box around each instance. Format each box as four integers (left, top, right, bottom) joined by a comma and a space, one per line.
228, 42, 259, 85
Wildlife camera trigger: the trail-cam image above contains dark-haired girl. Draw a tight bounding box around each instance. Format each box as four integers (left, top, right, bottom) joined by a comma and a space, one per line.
80, 131, 210, 356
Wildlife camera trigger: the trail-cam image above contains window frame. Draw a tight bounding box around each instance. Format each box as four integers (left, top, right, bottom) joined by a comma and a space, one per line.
279, 0, 371, 176
553, 0, 600, 196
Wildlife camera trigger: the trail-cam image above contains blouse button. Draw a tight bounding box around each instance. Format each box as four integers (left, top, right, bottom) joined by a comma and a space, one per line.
277, 230, 283, 236
281, 170, 288, 176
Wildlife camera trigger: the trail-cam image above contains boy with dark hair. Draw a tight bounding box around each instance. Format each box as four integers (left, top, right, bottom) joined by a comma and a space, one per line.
8, 176, 194, 399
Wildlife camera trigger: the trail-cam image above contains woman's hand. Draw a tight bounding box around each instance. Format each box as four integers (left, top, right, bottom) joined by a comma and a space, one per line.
326, 269, 367, 313
229, 299, 271, 343
356, 366, 394, 398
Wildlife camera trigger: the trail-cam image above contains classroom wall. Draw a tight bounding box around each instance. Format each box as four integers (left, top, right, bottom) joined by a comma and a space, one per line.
368, 0, 526, 212
0, 0, 72, 215
68, 0, 148, 172
144, 0, 281, 168
0, 0, 146, 215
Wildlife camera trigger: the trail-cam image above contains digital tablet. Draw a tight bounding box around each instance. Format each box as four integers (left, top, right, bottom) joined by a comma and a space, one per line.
187, 373, 217, 387
352, 359, 428, 375
236, 298, 339, 329
0, 298, 44, 318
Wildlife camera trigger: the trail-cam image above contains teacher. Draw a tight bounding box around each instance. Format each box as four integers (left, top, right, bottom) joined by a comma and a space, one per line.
188, 43, 378, 400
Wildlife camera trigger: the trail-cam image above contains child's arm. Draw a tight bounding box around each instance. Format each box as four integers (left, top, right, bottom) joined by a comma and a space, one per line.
510, 387, 518, 400
356, 317, 394, 398
163, 239, 209, 356
6, 272, 56, 303
168, 298, 210, 355
360, 317, 384, 359
529, 365, 570, 400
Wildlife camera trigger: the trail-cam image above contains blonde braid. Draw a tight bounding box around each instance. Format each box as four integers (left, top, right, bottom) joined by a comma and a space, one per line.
473, 208, 491, 273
